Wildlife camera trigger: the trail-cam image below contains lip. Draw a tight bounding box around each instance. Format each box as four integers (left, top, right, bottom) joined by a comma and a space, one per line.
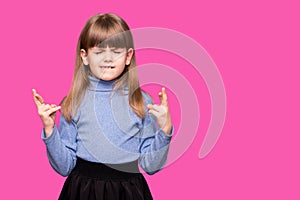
100, 66, 115, 69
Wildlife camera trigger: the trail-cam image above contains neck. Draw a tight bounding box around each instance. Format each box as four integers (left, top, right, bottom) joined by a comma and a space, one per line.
88, 75, 116, 92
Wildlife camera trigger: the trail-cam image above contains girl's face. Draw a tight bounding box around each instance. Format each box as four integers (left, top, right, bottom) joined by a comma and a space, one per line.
81, 46, 133, 81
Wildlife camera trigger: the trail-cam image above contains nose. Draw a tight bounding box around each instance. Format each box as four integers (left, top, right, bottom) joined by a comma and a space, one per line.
104, 50, 113, 62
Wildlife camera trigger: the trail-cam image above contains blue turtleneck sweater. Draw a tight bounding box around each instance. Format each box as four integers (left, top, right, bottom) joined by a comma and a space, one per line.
41, 75, 173, 176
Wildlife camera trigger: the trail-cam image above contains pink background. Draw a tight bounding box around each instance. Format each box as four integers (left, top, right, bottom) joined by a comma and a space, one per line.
1, 0, 299, 199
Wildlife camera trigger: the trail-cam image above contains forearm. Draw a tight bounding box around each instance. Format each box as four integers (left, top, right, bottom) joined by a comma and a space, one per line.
42, 126, 77, 176
43, 125, 54, 138
139, 128, 172, 175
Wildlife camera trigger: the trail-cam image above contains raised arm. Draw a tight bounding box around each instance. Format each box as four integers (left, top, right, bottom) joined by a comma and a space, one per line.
139, 89, 174, 175
32, 89, 77, 176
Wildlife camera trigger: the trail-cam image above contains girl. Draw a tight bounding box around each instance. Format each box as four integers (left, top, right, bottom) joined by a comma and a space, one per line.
32, 13, 173, 200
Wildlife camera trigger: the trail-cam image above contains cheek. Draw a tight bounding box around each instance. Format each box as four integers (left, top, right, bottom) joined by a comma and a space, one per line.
112, 57, 123, 66
87, 57, 93, 65
116, 66, 126, 75
88, 56, 101, 63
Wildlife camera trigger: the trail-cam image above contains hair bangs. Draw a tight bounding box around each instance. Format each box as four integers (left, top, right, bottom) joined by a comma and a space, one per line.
87, 19, 132, 49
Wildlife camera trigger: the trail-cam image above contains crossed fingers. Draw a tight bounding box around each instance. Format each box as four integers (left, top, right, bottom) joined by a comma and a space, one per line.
147, 87, 169, 117
32, 89, 61, 117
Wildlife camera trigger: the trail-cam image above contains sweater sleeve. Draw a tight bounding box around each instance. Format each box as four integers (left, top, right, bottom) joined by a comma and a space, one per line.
139, 93, 174, 175
41, 114, 78, 177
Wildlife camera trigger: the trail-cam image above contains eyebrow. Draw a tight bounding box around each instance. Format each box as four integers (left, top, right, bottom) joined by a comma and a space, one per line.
93, 47, 123, 50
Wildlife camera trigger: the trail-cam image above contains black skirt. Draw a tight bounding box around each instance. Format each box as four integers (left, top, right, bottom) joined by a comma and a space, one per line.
59, 157, 153, 200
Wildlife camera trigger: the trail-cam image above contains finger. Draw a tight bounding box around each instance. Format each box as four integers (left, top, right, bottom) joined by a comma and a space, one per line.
32, 89, 44, 105
148, 109, 159, 118
147, 104, 160, 112
158, 92, 163, 104
40, 103, 60, 112
46, 106, 61, 116
161, 87, 168, 106
32, 89, 41, 105
38, 104, 51, 115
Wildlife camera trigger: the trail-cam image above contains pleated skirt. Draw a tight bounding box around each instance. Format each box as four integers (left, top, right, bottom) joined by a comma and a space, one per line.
58, 157, 153, 200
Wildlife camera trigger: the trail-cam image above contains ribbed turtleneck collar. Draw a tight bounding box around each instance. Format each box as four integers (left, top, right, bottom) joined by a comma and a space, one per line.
88, 75, 116, 92
87, 75, 129, 93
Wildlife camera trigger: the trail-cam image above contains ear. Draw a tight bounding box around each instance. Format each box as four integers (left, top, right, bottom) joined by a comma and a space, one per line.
125, 48, 134, 65
80, 49, 89, 65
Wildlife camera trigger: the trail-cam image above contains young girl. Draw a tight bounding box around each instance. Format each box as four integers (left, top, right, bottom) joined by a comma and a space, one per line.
32, 13, 173, 200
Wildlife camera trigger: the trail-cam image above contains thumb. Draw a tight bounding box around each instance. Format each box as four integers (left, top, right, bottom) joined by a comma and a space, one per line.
148, 108, 159, 118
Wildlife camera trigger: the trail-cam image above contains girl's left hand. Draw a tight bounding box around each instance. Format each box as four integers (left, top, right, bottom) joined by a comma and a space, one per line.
147, 88, 173, 135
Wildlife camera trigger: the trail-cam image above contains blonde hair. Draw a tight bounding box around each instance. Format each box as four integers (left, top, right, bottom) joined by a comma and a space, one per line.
62, 13, 146, 122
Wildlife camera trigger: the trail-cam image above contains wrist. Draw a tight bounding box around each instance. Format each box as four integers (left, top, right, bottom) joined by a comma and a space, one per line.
162, 125, 172, 136
44, 125, 54, 138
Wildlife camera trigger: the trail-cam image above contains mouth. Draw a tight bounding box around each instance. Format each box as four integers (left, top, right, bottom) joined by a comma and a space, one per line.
100, 66, 115, 69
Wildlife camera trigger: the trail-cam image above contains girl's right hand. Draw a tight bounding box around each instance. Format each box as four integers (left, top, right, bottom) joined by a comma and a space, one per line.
32, 89, 61, 138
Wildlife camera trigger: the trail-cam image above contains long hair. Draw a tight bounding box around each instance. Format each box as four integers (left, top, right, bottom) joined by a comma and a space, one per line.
62, 13, 146, 122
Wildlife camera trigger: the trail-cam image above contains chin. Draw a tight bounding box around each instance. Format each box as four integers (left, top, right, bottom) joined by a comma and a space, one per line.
99, 76, 115, 81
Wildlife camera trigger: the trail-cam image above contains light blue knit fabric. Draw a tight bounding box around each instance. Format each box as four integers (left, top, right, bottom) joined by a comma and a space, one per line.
42, 75, 173, 176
